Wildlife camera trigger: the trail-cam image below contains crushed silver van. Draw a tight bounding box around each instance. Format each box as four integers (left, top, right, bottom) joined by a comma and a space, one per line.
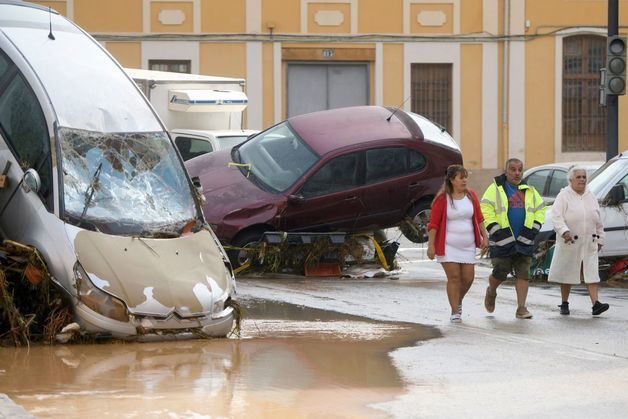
0, 1, 236, 339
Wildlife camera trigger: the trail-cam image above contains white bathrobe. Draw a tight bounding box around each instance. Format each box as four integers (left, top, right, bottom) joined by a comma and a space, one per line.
548, 185, 605, 284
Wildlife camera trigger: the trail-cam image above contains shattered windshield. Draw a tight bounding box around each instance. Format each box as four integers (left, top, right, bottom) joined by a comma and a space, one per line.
235, 122, 319, 192
60, 127, 198, 236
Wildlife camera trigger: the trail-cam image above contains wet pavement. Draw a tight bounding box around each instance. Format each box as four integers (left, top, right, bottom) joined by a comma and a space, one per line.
0, 300, 436, 418
2, 233, 628, 418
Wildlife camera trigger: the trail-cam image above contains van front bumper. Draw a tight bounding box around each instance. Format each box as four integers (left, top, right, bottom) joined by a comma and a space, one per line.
74, 302, 235, 340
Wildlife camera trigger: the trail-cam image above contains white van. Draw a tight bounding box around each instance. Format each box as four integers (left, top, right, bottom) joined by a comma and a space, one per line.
538, 150, 628, 259
0, 1, 236, 339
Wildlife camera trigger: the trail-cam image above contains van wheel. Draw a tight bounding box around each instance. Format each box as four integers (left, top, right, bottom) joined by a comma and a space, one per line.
399, 201, 431, 243
228, 230, 264, 268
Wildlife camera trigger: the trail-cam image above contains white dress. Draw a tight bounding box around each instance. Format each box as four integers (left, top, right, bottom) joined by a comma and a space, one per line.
547, 186, 604, 284
436, 195, 477, 264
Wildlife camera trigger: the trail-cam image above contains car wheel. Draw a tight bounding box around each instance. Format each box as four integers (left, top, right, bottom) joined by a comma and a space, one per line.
228, 230, 264, 268
399, 201, 431, 243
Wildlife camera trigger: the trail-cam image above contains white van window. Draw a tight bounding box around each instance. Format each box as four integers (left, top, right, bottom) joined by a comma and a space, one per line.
60, 127, 197, 236
0, 53, 52, 209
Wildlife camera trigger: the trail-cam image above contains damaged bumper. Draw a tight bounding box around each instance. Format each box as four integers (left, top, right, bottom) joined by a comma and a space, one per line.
75, 302, 235, 340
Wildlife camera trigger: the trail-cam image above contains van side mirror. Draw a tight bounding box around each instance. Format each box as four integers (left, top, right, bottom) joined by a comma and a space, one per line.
605, 184, 626, 205
22, 168, 41, 194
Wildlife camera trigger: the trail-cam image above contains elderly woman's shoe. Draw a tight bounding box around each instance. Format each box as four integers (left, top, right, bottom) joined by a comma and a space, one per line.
558, 301, 570, 315
592, 301, 609, 315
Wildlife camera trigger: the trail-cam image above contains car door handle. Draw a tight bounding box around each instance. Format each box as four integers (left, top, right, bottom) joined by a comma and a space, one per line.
408, 182, 420, 188
344, 196, 358, 201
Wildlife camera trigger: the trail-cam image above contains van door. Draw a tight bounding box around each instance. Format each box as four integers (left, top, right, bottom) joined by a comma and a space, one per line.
600, 172, 628, 257
0, 50, 55, 244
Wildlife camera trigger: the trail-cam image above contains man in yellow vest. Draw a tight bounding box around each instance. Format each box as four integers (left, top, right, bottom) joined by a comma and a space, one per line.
480, 158, 546, 319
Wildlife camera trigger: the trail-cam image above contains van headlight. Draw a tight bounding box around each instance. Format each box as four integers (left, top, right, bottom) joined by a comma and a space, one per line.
74, 263, 129, 322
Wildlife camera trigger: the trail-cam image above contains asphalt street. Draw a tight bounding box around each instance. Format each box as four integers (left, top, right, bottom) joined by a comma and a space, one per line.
236, 242, 628, 418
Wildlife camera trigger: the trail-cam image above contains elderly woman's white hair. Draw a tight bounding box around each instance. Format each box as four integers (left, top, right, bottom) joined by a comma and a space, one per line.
567, 165, 588, 181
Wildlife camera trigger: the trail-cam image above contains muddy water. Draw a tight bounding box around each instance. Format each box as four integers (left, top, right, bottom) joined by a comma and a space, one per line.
0, 299, 438, 418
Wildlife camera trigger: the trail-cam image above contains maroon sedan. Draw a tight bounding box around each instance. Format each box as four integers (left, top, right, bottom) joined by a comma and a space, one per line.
185, 106, 462, 264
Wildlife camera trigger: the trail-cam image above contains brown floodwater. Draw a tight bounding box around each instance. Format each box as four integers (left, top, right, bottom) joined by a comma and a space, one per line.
0, 299, 438, 418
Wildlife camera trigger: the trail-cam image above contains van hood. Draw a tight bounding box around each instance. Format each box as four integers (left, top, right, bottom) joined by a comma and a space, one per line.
185, 150, 279, 225
72, 228, 231, 317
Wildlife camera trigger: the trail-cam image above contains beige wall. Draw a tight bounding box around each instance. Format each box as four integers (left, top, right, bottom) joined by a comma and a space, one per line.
201, 0, 246, 33
526, 0, 628, 33
461, 44, 483, 169
106, 42, 142, 68
525, 37, 555, 167
74, 0, 143, 32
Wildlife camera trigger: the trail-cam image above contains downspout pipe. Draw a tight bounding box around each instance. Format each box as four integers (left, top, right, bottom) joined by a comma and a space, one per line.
502, 0, 510, 166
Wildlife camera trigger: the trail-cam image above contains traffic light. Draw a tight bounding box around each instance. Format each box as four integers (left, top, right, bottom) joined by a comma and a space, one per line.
605, 35, 627, 96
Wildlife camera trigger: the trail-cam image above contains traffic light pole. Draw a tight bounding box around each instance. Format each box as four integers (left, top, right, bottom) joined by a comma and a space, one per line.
608, 0, 619, 161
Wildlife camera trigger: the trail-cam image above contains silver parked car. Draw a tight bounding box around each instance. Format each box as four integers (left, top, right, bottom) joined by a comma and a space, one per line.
523, 161, 603, 205
0, 1, 235, 339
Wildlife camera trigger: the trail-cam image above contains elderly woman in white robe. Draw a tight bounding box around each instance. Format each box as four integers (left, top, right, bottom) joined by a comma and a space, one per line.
547, 166, 609, 316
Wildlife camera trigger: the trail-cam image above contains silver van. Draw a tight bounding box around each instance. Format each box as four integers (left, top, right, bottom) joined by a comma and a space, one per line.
0, 1, 236, 339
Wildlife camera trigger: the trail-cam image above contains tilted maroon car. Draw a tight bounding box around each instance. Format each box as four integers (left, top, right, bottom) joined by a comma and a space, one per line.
185, 106, 462, 264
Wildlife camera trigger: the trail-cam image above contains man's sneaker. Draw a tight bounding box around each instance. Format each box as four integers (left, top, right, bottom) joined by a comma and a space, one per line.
450, 313, 462, 323
484, 287, 496, 313
516, 306, 533, 319
558, 302, 570, 315
592, 301, 609, 315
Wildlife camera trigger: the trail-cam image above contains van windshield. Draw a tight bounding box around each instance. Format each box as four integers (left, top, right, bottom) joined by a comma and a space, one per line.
587, 157, 626, 196
60, 127, 198, 236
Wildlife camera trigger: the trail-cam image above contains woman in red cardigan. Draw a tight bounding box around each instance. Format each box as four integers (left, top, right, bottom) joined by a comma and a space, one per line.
427, 165, 489, 323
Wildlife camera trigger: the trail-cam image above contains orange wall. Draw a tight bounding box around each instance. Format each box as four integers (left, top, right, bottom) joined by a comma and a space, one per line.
525, 37, 555, 166
30, 1, 66, 16
201, 0, 246, 33
461, 44, 482, 169
262, 0, 301, 34
199, 43, 246, 78
358, 0, 402, 33
74, 0, 142, 32
106, 42, 142, 68
383, 44, 404, 107
150, 2, 194, 33
262, 43, 274, 127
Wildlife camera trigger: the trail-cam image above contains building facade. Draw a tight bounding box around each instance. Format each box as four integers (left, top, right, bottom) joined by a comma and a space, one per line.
31, 0, 628, 169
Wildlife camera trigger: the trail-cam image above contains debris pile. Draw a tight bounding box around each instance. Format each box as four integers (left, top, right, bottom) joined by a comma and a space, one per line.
230, 232, 399, 275
0, 240, 72, 346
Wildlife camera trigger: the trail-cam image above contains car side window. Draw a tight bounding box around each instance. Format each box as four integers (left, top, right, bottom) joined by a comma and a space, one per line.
365, 147, 407, 184
547, 169, 568, 198
175, 136, 213, 161
409, 150, 427, 172
525, 169, 551, 195
0, 54, 8, 78
300, 153, 359, 198
0, 53, 52, 210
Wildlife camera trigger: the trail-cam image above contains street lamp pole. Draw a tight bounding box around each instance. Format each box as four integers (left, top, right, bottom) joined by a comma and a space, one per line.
607, 0, 619, 161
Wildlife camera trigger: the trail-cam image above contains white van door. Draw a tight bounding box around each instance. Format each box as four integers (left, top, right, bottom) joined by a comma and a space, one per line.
599, 172, 628, 257
0, 49, 58, 256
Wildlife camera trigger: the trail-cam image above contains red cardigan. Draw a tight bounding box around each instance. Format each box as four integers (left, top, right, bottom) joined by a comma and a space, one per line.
427, 189, 484, 256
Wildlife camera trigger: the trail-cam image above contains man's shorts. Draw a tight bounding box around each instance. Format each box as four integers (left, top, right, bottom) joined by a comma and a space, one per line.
491, 255, 532, 281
